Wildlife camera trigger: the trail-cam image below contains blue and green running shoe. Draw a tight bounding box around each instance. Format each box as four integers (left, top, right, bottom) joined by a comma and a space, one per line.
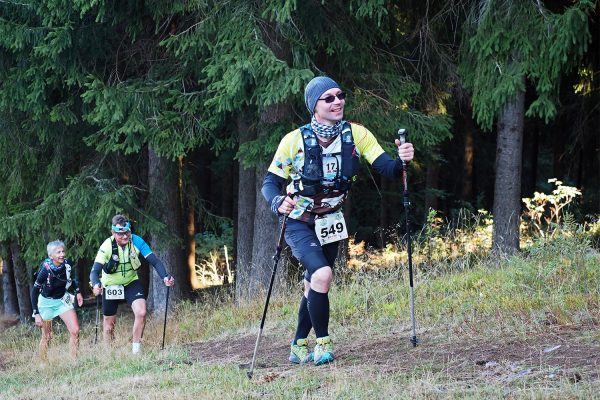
289, 338, 313, 364
313, 336, 334, 365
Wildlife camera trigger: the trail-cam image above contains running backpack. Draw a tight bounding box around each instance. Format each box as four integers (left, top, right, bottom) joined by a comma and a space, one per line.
295, 121, 360, 196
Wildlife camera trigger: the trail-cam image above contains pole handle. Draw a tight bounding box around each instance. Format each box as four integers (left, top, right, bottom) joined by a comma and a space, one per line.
397, 128, 407, 145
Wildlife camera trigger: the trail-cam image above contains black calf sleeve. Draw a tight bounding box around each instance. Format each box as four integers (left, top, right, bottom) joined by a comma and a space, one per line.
307, 289, 330, 338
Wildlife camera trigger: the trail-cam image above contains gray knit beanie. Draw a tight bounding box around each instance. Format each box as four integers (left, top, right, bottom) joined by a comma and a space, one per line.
304, 76, 341, 115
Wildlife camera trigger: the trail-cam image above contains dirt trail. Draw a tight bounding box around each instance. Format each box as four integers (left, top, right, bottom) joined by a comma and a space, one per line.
186, 325, 599, 384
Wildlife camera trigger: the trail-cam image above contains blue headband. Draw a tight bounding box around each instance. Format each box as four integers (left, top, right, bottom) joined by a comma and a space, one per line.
112, 222, 131, 232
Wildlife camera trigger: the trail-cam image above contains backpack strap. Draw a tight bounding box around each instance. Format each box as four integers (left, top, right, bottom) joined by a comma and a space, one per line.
296, 124, 324, 196
103, 237, 120, 274
338, 121, 357, 190
64, 261, 72, 290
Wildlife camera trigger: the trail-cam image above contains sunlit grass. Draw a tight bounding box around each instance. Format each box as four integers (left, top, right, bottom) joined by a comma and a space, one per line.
1, 217, 599, 399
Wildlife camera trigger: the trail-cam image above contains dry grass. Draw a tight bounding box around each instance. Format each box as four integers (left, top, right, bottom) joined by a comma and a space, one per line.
1, 222, 599, 399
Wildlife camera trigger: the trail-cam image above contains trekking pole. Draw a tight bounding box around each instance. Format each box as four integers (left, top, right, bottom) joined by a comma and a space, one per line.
246, 208, 291, 379
161, 282, 170, 350
398, 128, 418, 347
94, 293, 100, 345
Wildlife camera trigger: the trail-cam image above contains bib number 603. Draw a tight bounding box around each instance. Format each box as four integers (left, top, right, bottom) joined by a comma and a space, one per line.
105, 285, 125, 300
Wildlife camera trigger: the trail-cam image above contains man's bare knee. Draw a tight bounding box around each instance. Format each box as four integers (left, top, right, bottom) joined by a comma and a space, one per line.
310, 267, 333, 292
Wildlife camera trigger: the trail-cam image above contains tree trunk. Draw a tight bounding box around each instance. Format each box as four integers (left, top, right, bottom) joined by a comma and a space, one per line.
250, 167, 279, 293
182, 153, 201, 290
185, 188, 201, 290
492, 82, 525, 255
462, 120, 475, 202
9, 241, 32, 322
147, 148, 190, 312
235, 113, 256, 303
247, 20, 292, 296
77, 257, 91, 299
250, 103, 288, 294
1, 242, 19, 316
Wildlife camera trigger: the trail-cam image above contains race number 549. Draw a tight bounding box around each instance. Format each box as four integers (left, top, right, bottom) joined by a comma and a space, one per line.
315, 211, 348, 245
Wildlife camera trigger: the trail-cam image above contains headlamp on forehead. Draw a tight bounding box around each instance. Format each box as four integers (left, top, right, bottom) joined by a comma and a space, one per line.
112, 222, 131, 232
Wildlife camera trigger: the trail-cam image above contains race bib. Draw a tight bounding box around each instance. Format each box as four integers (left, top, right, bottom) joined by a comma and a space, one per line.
315, 210, 348, 245
105, 285, 125, 300
61, 293, 75, 307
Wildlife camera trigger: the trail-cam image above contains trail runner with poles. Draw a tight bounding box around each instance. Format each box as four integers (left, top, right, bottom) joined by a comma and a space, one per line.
90, 214, 175, 354
31, 240, 84, 361
261, 76, 414, 365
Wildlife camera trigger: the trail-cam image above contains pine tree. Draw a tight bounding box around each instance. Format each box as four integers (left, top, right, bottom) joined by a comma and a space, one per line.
459, 0, 593, 254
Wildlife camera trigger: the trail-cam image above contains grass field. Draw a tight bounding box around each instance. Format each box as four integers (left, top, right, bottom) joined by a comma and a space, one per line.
1, 229, 599, 399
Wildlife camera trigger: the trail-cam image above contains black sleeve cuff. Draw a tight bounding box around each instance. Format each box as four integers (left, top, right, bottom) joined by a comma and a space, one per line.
261, 172, 286, 204
372, 153, 404, 178
89, 262, 103, 286
146, 253, 168, 279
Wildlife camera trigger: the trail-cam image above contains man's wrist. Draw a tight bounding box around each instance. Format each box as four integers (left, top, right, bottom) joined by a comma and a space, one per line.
271, 195, 285, 215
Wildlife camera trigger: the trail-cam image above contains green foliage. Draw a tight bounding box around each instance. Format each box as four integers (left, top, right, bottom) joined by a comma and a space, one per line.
348, 0, 388, 25
82, 77, 208, 159
261, 0, 297, 23
237, 122, 294, 168
346, 78, 453, 154
8, 0, 585, 286
459, 0, 594, 130
0, 168, 153, 265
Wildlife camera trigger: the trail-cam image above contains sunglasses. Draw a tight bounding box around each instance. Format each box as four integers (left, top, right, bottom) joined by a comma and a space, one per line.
318, 92, 346, 103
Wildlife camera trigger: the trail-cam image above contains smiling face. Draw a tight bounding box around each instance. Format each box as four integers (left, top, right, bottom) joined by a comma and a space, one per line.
313, 88, 345, 125
112, 225, 131, 246
50, 246, 66, 266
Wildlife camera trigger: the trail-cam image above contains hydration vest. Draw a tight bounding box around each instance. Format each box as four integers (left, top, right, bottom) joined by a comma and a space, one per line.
35, 259, 72, 298
296, 121, 360, 196
103, 237, 142, 275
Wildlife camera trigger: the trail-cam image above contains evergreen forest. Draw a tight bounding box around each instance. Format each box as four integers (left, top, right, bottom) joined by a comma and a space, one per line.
1, 0, 599, 319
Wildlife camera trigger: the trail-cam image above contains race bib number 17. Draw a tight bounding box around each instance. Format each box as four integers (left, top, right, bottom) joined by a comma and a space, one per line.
315, 210, 348, 245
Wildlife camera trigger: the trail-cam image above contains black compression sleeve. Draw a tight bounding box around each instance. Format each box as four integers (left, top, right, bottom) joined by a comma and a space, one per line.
146, 253, 168, 280
31, 285, 41, 315
371, 153, 403, 178
261, 172, 286, 203
89, 262, 103, 286
262, 172, 287, 215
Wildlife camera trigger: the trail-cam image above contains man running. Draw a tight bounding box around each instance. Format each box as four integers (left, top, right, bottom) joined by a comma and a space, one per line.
90, 214, 175, 354
262, 76, 414, 365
